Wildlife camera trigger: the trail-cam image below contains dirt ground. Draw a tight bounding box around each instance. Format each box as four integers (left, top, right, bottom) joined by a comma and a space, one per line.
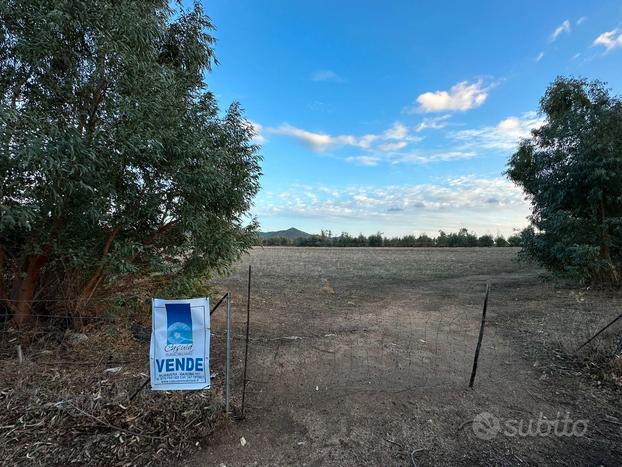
189, 247, 622, 466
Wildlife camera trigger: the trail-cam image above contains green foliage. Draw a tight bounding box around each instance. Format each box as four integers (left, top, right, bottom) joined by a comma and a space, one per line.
494, 236, 509, 247
0, 0, 261, 320
446, 228, 478, 247
415, 234, 435, 247
367, 232, 384, 247
507, 234, 523, 247
436, 231, 449, 247
478, 235, 495, 247
507, 77, 622, 285
162, 274, 215, 300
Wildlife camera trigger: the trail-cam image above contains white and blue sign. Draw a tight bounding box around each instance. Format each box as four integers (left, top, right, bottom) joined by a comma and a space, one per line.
150, 297, 210, 391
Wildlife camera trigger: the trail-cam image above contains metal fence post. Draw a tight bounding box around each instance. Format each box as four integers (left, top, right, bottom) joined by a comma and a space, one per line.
469, 282, 490, 388
241, 265, 252, 418
225, 292, 232, 414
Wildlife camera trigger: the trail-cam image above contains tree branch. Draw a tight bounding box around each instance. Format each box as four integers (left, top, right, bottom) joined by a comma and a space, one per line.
78, 225, 121, 303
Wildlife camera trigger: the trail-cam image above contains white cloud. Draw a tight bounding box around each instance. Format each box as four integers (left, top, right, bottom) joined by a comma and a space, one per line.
415, 114, 451, 132
358, 134, 379, 149
593, 29, 622, 53
392, 151, 477, 164
255, 178, 530, 236
377, 141, 408, 152
550, 19, 571, 42
268, 124, 381, 152
346, 149, 476, 166
269, 124, 334, 151
263, 178, 528, 214
577, 16, 587, 26
450, 112, 544, 151
269, 121, 420, 153
248, 121, 266, 144
383, 122, 408, 140
311, 70, 344, 82
535, 51, 545, 62
346, 155, 381, 166
405, 80, 489, 113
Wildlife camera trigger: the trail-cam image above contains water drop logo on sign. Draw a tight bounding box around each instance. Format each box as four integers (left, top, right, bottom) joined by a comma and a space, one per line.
150, 298, 210, 391
166, 303, 193, 346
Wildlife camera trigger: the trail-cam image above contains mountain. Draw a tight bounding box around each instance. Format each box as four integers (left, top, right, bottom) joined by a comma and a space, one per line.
259, 227, 313, 239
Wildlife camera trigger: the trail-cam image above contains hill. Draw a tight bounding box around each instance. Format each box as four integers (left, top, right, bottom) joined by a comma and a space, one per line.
260, 227, 312, 239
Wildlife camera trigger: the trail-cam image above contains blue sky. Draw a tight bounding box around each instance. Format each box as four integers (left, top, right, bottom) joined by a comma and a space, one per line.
202, 0, 622, 237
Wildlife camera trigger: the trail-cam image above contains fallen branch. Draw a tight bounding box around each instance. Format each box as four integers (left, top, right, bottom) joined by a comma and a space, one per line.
411, 447, 427, 467
64, 402, 165, 440
457, 419, 474, 432
382, 437, 404, 449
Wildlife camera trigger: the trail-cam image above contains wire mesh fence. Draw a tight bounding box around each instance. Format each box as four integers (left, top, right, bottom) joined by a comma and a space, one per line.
219, 249, 622, 416
4, 289, 617, 415
2, 257, 620, 425
233, 288, 519, 412
0, 296, 234, 395
0, 259, 548, 418
210, 257, 531, 418
3, 247, 622, 465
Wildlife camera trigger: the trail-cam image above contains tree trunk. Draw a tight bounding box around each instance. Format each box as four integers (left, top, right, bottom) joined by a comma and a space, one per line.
76, 225, 121, 311
0, 246, 7, 300
0, 248, 18, 315
598, 198, 619, 285
11, 249, 50, 326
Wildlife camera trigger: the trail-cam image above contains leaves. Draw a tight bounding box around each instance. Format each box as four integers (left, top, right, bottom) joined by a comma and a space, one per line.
0, 0, 261, 309
507, 77, 622, 285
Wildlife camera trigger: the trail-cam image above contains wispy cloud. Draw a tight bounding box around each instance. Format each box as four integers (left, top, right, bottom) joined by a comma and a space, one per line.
311, 70, 344, 82
415, 115, 451, 132
593, 29, 622, 53
268, 121, 420, 154
392, 151, 477, 164
346, 150, 476, 166
269, 124, 332, 151
269, 124, 376, 151
377, 141, 408, 152
255, 177, 530, 235
450, 112, 543, 151
383, 122, 408, 140
535, 51, 545, 62
245, 120, 266, 144
345, 155, 382, 166
550, 19, 571, 42
577, 16, 587, 26
404, 80, 489, 113
269, 118, 482, 166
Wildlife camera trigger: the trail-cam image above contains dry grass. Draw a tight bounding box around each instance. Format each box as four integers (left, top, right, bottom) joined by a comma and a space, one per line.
2, 247, 622, 466
189, 247, 622, 466
0, 314, 226, 466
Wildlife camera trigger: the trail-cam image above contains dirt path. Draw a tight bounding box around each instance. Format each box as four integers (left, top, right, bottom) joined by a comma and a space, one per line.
188, 247, 622, 466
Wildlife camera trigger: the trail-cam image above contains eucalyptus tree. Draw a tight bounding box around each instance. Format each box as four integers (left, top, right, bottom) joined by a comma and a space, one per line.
0, 1, 262, 324
507, 77, 622, 285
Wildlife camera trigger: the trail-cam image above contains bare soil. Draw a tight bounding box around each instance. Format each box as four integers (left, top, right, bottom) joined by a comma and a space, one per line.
191, 247, 622, 466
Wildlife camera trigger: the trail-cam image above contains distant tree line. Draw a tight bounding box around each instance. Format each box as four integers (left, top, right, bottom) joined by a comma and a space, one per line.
258, 228, 522, 248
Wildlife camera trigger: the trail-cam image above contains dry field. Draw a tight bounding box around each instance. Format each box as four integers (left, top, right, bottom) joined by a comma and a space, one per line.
194, 247, 622, 466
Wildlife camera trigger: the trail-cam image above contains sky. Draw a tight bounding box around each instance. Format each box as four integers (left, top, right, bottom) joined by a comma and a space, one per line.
202, 0, 622, 237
